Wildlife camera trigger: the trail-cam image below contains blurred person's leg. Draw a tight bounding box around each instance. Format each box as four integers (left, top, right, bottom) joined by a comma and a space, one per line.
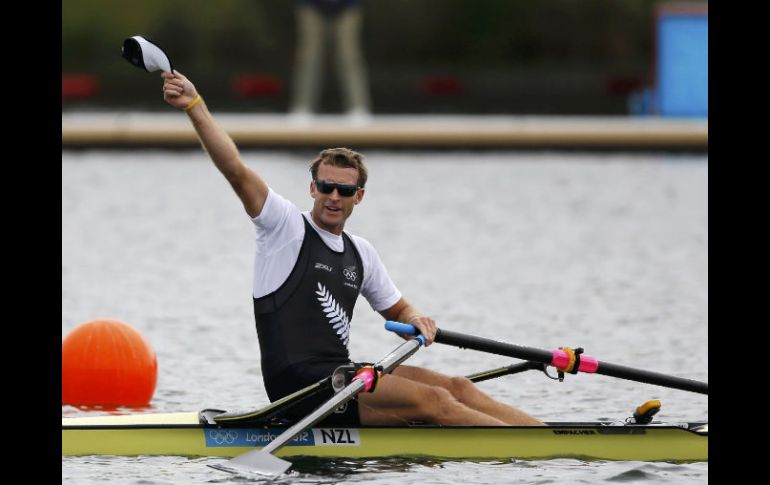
334, 7, 371, 116
291, 5, 326, 115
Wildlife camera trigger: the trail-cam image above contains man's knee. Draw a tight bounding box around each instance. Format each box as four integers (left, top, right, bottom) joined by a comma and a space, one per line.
420, 386, 460, 419
425, 385, 454, 402
448, 376, 477, 400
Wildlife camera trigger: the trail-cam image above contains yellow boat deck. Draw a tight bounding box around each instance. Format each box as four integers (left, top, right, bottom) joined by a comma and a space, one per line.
62, 412, 707, 462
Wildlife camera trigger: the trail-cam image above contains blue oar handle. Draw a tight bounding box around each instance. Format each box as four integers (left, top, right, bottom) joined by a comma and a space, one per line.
384, 321, 426, 346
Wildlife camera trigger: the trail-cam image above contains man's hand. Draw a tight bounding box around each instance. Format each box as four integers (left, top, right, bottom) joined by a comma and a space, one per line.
380, 299, 437, 345
409, 315, 437, 346
161, 71, 198, 109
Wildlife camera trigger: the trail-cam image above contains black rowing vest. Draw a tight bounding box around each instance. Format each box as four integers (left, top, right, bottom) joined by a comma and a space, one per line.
253, 215, 363, 401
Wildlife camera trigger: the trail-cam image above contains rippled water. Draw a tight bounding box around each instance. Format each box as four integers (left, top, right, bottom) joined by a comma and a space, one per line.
62, 150, 708, 483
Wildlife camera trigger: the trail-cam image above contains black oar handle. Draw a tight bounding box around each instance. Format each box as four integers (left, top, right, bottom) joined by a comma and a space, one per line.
385, 321, 708, 395
386, 322, 553, 361
437, 328, 554, 362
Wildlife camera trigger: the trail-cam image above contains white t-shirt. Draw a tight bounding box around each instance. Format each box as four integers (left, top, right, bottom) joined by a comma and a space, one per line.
251, 188, 402, 313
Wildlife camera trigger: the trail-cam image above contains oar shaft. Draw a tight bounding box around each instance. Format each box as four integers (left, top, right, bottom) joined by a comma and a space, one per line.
385, 321, 707, 395
439, 328, 707, 394
595, 361, 708, 394
378, 337, 426, 371
262, 379, 364, 454
243, 336, 424, 459
438, 328, 553, 362
437, 328, 603, 372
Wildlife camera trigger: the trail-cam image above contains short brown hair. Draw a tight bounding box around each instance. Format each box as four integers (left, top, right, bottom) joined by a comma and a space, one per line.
309, 148, 368, 188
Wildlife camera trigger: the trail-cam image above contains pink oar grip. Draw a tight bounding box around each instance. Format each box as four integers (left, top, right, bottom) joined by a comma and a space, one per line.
551, 350, 599, 373
352, 368, 376, 392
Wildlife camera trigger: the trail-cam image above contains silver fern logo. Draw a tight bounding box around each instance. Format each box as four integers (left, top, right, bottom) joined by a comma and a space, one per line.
315, 282, 350, 346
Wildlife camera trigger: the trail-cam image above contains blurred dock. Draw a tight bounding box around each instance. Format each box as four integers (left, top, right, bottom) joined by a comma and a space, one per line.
62, 112, 707, 151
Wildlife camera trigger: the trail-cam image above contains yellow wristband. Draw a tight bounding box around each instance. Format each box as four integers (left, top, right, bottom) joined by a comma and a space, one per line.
184, 94, 202, 111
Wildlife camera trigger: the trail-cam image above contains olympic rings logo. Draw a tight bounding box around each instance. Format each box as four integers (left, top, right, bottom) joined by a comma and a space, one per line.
208, 429, 239, 445
343, 268, 357, 281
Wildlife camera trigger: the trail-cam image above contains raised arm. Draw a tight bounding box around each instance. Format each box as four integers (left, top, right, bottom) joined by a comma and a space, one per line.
161, 71, 268, 218
379, 297, 437, 346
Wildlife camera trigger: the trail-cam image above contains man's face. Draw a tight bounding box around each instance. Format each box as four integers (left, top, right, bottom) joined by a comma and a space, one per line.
310, 163, 365, 235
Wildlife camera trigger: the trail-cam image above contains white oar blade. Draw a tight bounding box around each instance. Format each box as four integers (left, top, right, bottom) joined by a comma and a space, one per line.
208, 451, 292, 478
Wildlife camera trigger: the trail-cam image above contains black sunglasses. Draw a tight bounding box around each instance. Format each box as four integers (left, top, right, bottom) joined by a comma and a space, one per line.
315, 180, 360, 197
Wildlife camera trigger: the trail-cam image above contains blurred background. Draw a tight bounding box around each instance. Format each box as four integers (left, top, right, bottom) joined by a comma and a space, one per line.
62, 0, 707, 118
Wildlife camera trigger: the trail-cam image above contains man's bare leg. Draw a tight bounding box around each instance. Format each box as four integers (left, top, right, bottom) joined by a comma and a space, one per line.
358, 372, 507, 426
389, 365, 544, 425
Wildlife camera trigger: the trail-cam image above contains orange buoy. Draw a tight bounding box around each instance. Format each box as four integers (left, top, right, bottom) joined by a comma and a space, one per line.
62, 318, 157, 407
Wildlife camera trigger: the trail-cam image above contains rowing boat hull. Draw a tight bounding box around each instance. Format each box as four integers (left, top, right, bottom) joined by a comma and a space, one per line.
62, 412, 707, 462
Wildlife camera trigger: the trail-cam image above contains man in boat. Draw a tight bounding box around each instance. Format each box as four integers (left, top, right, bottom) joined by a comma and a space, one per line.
161, 71, 543, 427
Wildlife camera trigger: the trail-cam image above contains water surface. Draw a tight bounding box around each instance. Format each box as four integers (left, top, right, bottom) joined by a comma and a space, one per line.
62, 150, 708, 483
